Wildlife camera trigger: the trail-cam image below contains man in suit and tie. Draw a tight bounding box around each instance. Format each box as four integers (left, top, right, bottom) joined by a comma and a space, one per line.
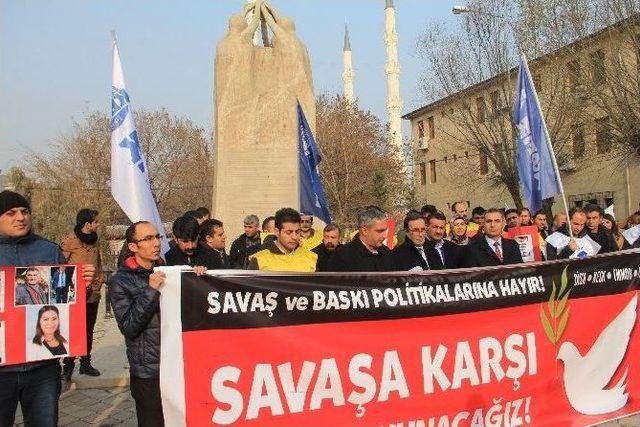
464, 208, 524, 267
392, 211, 431, 271
52, 265, 74, 303
424, 212, 461, 270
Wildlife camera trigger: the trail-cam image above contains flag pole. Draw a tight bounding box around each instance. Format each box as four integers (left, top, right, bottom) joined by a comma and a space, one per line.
520, 54, 573, 239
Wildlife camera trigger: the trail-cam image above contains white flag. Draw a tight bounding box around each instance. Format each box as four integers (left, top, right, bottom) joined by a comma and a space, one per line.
110, 38, 169, 255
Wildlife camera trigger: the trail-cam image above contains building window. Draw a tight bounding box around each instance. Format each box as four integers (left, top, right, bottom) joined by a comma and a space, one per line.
427, 116, 435, 140
417, 120, 424, 138
591, 50, 606, 84
443, 156, 448, 163
532, 74, 543, 93
419, 162, 427, 185
490, 90, 501, 116
595, 116, 611, 154
572, 123, 585, 158
476, 97, 486, 122
567, 60, 581, 91
479, 149, 488, 175
429, 160, 437, 184
453, 154, 458, 162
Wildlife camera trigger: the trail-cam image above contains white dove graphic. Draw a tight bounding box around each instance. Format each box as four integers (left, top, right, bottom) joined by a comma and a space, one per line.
557, 294, 637, 415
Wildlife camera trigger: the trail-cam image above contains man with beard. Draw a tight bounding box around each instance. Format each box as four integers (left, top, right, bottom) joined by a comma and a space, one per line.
15, 267, 49, 305
505, 209, 520, 231
312, 224, 342, 272
546, 207, 590, 259
230, 214, 262, 268
518, 208, 533, 226
299, 213, 323, 251
60, 208, 104, 382
164, 215, 208, 267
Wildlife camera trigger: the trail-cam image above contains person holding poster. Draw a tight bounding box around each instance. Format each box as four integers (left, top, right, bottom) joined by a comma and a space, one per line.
0, 190, 95, 427
108, 221, 166, 426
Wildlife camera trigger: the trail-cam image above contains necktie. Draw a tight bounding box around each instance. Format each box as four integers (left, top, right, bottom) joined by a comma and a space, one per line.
494, 241, 503, 262
416, 246, 430, 269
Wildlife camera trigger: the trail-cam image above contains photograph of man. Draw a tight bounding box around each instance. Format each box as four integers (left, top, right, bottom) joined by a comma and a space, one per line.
27, 305, 69, 361
15, 267, 50, 306
51, 266, 75, 304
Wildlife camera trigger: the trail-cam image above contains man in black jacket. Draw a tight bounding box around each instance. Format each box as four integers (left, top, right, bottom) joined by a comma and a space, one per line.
392, 211, 430, 270
199, 219, 231, 269
546, 207, 594, 260
328, 206, 395, 272
229, 214, 262, 268
585, 204, 618, 254
312, 223, 342, 272
164, 215, 208, 267
109, 221, 166, 426
424, 212, 461, 269
464, 208, 524, 267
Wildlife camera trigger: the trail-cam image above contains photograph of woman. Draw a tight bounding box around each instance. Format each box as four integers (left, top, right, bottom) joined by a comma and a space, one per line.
26, 305, 69, 361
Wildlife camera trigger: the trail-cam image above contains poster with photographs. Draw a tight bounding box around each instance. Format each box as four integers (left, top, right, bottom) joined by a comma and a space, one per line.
0, 265, 86, 365
504, 225, 543, 262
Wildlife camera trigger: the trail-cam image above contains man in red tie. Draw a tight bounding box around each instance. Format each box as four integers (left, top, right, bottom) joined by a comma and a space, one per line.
463, 208, 524, 267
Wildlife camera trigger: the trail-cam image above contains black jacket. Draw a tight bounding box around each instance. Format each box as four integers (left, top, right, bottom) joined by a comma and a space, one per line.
312, 243, 341, 272
587, 226, 618, 254
546, 226, 590, 260
108, 257, 161, 379
463, 236, 524, 267
229, 234, 261, 269
199, 245, 231, 270
164, 245, 209, 267
392, 240, 430, 271
424, 239, 462, 270
327, 237, 395, 272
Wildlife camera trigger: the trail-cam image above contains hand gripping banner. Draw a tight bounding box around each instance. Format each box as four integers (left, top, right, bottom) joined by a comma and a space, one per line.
159, 251, 640, 426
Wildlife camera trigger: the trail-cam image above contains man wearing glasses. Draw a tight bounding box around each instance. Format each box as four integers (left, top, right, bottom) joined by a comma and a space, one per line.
108, 221, 166, 426
392, 211, 431, 271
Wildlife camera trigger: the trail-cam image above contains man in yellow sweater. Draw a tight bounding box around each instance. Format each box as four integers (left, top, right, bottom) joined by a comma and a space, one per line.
248, 208, 317, 272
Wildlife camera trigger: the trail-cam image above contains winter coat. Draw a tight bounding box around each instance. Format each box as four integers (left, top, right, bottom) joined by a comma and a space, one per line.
108, 257, 161, 378
0, 233, 65, 373
60, 232, 104, 303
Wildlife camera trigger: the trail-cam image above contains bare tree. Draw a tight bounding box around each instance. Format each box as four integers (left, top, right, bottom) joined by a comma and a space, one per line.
24, 109, 212, 241
315, 94, 408, 225
416, 0, 587, 208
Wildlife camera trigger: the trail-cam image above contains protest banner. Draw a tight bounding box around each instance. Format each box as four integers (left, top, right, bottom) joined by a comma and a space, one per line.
0, 265, 87, 366
160, 251, 640, 426
504, 225, 542, 262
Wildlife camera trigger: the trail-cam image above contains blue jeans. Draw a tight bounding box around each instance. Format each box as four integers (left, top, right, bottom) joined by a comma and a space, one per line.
0, 362, 61, 427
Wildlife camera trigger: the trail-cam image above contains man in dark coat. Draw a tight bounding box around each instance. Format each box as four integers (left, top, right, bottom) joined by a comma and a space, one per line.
109, 221, 166, 426
199, 219, 231, 270
546, 207, 591, 260
312, 224, 342, 272
424, 212, 461, 270
464, 208, 524, 267
392, 211, 431, 271
229, 214, 262, 268
584, 204, 618, 254
328, 206, 395, 272
164, 215, 208, 267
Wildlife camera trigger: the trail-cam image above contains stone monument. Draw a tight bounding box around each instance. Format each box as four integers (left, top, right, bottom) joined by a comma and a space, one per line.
212, 1, 316, 240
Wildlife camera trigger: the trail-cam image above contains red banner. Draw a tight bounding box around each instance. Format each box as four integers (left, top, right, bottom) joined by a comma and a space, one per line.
0, 265, 87, 366
159, 251, 640, 426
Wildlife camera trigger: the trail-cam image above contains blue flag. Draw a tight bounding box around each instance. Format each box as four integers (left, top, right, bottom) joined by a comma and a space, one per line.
111, 38, 170, 255
298, 102, 332, 224
512, 56, 562, 213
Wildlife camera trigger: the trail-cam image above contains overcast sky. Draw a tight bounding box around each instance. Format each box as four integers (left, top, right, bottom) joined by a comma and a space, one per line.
0, 0, 460, 171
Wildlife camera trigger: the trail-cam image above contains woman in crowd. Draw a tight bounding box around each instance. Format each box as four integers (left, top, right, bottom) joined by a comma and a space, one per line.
29, 305, 68, 360
448, 215, 470, 245
603, 214, 630, 251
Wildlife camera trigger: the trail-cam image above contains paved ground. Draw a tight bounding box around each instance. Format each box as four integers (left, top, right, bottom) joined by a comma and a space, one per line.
9, 293, 640, 426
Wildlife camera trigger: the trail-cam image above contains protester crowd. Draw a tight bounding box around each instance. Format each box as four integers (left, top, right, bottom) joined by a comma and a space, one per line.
1, 187, 639, 426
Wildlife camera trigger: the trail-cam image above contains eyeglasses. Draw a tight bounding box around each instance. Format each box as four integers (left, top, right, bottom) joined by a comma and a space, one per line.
133, 234, 161, 244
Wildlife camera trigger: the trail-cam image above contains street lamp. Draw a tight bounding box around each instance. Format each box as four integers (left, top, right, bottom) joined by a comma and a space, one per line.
452, 5, 470, 15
